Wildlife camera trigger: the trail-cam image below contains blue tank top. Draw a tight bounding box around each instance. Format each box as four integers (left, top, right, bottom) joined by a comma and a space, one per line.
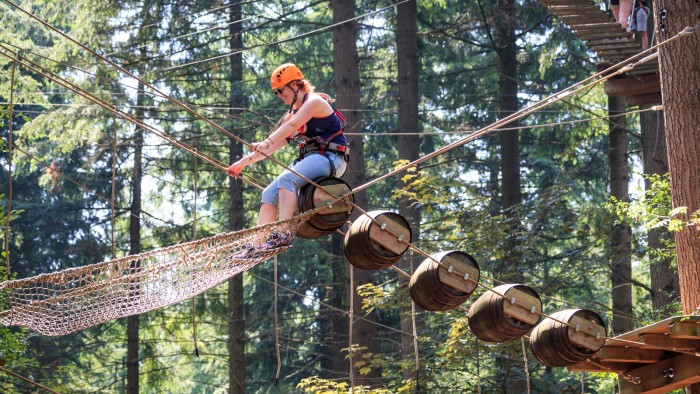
299, 94, 347, 146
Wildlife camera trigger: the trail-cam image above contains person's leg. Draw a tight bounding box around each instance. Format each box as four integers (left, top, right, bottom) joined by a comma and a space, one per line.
259, 176, 281, 225
278, 189, 297, 222
276, 153, 333, 227
619, 1, 633, 29
640, 31, 649, 49
611, 5, 620, 23
258, 203, 278, 225
637, 9, 649, 49
277, 153, 347, 222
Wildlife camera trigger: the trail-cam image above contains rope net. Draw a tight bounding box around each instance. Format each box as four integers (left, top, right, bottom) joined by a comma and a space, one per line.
0, 218, 306, 336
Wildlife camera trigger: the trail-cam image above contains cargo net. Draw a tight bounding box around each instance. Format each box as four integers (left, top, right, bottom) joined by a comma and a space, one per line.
0, 218, 306, 336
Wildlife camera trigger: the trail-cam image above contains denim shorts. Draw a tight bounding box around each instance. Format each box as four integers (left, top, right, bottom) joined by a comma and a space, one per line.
261, 152, 348, 206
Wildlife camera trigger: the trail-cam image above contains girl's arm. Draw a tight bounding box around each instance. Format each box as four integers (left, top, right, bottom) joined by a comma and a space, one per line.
227, 96, 332, 176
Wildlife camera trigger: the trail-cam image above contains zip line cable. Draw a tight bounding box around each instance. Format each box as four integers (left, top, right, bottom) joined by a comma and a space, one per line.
109, 0, 268, 47
1, 40, 635, 135
0, 0, 259, 153
0, 45, 268, 190
108, 0, 327, 67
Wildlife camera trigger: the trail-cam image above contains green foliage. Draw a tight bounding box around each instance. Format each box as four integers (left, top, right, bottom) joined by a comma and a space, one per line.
0, 197, 39, 392
298, 376, 393, 394
607, 173, 678, 268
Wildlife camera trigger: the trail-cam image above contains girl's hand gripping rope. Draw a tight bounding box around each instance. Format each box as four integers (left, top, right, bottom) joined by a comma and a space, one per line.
227, 110, 290, 178
226, 162, 245, 177
226, 138, 274, 177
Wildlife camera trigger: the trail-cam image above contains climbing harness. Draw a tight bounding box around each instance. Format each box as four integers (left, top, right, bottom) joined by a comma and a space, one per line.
282, 93, 351, 177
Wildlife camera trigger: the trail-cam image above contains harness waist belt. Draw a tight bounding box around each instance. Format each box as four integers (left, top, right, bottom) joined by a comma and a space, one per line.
299, 139, 348, 153
302, 145, 349, 156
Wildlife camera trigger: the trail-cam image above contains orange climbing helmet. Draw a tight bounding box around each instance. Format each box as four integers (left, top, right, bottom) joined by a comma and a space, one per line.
270, 63, 304, 90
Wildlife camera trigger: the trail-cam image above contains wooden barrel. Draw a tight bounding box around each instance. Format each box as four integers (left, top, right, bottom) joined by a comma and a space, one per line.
529, 309, 606, 367
343, 210, 412, 270
409, 251, 480, 311
468, 284, 542, 343
296, 177, 354, 239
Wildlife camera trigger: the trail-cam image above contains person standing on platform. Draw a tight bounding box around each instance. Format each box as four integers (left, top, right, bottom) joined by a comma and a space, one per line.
618, 0, 634, 30
610, 0, 621, 23
629, 0, 650, 49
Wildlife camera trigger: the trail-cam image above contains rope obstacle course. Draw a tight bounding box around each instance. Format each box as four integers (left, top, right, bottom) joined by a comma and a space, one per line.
2, 0, 700, 392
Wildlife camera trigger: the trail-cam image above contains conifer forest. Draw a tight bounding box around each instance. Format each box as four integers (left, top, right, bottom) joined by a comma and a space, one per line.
1, 0, 700, 393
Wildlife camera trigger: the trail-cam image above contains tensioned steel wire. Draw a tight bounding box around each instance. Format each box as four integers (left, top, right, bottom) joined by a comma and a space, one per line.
0, 44, 267, 192
2, 0, 699, 366
0, 36, 653, 144
0, 41, 274, 129
109, 1, 321, 62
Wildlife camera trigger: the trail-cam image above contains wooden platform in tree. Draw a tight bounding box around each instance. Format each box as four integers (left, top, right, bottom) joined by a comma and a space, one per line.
539, 0, 660, 104
568, 316, 700, 394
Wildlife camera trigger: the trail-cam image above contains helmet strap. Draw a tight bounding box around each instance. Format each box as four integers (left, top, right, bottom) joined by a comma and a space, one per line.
289, 82, 300, 113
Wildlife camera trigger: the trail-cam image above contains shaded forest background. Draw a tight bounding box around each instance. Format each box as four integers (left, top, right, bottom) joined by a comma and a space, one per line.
0, 0, 694, 392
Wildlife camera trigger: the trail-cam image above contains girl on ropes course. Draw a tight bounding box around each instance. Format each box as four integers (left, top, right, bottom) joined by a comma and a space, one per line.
227, 63, 349, 256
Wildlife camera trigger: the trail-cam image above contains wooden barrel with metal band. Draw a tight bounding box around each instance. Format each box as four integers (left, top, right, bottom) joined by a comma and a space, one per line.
529, 308, 606, 367
468, 284, 542, 343
296, 176, 353, 239
343, 210, 412, 270
409, 250, 480, 311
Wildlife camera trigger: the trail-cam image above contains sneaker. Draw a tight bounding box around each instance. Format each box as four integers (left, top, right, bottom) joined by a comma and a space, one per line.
260, 231, 292, 251
233, 242, 260, 259
233, 233, 291, 259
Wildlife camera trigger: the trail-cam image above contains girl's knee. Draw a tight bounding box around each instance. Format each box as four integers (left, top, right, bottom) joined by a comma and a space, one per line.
261, 186, 279, 206
277, 173, 303, 193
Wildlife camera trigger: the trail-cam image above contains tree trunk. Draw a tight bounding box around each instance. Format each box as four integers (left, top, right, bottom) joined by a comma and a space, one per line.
653, 1, 700, 392
329, 235, 349, 376
639, 106, 678, 315
331, 0, 379, 385
227, 2, 246, 393
654, 0, 700, 394
396, 0, 423, 387
126, 77, 145, 394
608, 95, 634, 335
654, 0, 700, 313
495, 0, 524, 390
497, 0, 521, 224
